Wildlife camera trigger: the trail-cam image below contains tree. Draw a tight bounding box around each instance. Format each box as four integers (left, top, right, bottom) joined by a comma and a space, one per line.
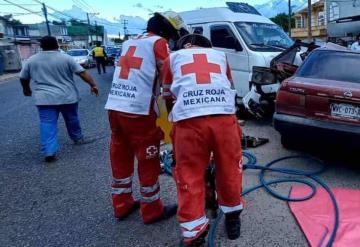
270, 13, 295, 32
52, 20, 66, 26
1, 15, 22, 25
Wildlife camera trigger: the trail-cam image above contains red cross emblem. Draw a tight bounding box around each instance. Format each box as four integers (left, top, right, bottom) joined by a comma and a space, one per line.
119, 46, 143, 79
181, 54, 221, 84
146, 145, 158, 158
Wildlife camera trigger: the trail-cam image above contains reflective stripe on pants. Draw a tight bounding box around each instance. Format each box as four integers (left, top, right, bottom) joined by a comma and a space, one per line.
220, 204, 243, 214
113, 175, 133, 185
180, 216, 209, 240
140, 181, 160, 193
112, 187, 132, 195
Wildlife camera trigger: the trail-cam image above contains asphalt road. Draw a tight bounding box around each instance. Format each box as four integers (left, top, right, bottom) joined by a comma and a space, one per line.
0, 67, 359, 247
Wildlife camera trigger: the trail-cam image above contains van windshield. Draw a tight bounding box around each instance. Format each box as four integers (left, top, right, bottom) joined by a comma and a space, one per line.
235, 22, 293, 52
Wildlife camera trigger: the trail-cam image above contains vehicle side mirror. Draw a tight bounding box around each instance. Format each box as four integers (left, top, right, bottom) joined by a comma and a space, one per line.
225, 36, 242, 51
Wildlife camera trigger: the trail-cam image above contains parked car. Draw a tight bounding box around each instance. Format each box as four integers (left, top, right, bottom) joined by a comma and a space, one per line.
67, 49, 94, 68
90, 46, 121, 66
113, 47, 123, 67
180, 2, 294, 101
274, 47, 360, 148
105, 46, 121, 66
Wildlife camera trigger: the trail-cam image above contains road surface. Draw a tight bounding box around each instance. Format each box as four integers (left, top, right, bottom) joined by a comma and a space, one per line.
0, 67, 359, 247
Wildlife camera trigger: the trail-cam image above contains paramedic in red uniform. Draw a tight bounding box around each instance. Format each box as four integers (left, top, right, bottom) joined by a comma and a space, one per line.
104, 12, 186, 224
162, 34, 243, 246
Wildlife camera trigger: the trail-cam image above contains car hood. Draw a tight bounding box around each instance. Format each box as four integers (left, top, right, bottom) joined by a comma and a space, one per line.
72, 56, 88, 61
260, 51, 281, 67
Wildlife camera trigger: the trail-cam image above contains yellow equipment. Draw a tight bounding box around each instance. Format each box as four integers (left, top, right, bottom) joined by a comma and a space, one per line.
156, 98, 172, 144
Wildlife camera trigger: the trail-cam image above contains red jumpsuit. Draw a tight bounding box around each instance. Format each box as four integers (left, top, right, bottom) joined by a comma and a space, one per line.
106, 34, 169, 224
162, 47, 243, 244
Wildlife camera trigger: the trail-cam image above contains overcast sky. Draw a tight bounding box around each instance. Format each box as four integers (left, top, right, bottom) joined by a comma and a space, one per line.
0, 0, 268, 23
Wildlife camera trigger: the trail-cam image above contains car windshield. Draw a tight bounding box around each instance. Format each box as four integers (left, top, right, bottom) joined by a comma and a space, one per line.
67, 50, 88, 56
235, 22, 293, 52
297, 50, 360, 83
106, 47, 121, 54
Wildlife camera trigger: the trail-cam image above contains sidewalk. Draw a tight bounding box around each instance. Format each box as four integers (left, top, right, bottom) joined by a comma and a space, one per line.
0, 72, 19, 84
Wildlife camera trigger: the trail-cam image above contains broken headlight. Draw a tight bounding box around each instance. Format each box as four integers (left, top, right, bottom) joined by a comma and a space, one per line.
251, 66, 277, 85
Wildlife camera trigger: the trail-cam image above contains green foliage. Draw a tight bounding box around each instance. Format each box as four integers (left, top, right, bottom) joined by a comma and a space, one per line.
52, 20, 66, 26
111, 38, 124, 44
1, 15, 22, 25
270, 13, 295, 32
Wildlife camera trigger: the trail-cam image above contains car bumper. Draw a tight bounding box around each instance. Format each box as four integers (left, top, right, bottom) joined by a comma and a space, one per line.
274, 113, 360, 142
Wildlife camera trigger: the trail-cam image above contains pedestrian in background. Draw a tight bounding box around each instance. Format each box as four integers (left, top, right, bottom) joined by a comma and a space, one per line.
20, 36, 99, 162
92, 42, 107, 74
351, 34, 360, 51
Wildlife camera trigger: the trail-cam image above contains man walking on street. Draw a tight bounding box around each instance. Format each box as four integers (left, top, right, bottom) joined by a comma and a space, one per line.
162, 34, 243, 246
92, 42, 107, 74
20, 36, 99, 162
351, 34, 360, 51
104, 12, 187, 224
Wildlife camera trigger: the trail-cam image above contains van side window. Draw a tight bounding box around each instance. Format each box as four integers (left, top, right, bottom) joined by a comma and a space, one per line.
192, 27, 203, 35
210, 25, 242, 51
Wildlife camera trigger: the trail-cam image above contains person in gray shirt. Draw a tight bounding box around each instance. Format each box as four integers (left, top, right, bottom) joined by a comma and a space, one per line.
20, 36, 99, 162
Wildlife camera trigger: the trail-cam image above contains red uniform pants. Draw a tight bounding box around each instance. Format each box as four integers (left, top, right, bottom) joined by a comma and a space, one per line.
108, 110, 164, 224
172, 115, 243, 243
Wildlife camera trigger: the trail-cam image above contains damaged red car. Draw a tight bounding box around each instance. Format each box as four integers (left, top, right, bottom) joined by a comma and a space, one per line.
274, 48, 360, 148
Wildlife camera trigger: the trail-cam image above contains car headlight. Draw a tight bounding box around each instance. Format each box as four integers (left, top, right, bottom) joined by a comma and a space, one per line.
251, 66, 277, 85
78, 59, 87, 64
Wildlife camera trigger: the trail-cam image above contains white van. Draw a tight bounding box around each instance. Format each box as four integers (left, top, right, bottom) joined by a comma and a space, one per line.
180, 7, 293, 100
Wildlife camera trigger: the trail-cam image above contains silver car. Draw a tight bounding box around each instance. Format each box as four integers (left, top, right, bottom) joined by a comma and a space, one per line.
67, 49, 94, 68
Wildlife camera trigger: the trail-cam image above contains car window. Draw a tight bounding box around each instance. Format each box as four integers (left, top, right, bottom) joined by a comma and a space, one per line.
210, 25, 241, 50
67, 50, 88, 56
106, 47, 121, 54
297, 50, 360, 83
192, 26, 203, 35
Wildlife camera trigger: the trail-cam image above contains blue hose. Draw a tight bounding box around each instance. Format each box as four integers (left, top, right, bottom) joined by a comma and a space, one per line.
208, 152, 339, 247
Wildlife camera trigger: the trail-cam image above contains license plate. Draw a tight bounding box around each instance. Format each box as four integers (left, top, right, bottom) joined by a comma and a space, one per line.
331, 103, 360, 120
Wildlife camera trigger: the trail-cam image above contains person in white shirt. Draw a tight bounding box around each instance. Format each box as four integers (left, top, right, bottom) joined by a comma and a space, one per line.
351, 35, 360, 51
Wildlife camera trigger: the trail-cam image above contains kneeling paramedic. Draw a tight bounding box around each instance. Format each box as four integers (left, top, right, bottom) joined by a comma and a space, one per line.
104, 12, 187, 224
162, 34, 244, 246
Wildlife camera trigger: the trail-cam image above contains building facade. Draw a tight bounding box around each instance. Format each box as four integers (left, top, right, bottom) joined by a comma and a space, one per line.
291, 0, 327, 41
326, 0, 360, 41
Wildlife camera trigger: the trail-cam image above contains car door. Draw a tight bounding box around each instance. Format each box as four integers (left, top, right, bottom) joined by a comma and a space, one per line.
207, 23, 249, 98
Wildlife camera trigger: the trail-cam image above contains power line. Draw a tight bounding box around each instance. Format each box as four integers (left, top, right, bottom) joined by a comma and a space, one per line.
33, 0, 85, 22
72, 0, 92, 13
2, 0, 43, 18
0, 11, 41, 15
78, 0, 96, 13
0, 3, 39, 5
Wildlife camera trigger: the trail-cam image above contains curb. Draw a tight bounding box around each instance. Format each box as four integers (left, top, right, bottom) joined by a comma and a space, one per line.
0, 73, 19, 84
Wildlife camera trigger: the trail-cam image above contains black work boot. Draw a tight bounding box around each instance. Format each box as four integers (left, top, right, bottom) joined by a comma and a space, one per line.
179, 228, 208, 247
44, 155, 57, 163
163, 204, 178, 219
225, 210, 242, 240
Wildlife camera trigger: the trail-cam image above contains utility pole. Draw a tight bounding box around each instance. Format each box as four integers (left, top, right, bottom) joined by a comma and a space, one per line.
42, 3, 51, 36
307, 0, 312, 41
86, 13, 92, 45
288, 0, 292, 37
95, 21, 98, 42
122, 19, 128, 39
